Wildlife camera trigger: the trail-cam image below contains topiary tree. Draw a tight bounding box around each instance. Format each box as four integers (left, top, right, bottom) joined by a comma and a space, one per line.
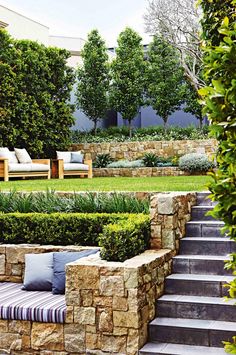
109, 27, 145, 137
0, 30, 75, 157
76, 29, 109, 135
199, 1, 236, 351
146, 35, 185, 130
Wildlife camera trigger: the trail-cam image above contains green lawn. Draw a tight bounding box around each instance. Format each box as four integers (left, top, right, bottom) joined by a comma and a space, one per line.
0, 176, 211, 192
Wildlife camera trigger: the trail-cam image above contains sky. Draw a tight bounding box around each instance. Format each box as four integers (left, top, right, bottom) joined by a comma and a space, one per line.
0, 0, 151, 46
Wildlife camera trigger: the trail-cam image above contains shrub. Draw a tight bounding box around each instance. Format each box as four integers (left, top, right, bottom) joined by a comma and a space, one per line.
0, 212, 150, 261
142, 153, 159, 167
0, 191, 150, 214
99, 214, 150, 262
107, 160, 144, 168
71, 125, 210, 144
94, 153, 113, 168
179, 153, 215, 173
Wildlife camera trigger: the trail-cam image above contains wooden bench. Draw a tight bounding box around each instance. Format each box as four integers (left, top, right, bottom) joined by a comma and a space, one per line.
0, 158, 51, 181
51, 159, 93, 179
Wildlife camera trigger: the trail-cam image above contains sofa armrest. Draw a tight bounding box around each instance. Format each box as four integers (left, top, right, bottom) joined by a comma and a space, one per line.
84, 159, 93, 178
32, 159, 50, 165
51, 159, 64, 179
0, 159, 9, 181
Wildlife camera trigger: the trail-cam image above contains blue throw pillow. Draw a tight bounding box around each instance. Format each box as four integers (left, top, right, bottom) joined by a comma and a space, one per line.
23, 252, 53, 291
71, 152, 84, 163
52, 249, 99, 294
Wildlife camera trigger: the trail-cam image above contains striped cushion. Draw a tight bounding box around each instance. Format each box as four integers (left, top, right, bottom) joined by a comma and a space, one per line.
0, 282, 66, 323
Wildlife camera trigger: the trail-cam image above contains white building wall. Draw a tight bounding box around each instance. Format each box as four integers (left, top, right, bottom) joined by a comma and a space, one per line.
0, 5, 49, 44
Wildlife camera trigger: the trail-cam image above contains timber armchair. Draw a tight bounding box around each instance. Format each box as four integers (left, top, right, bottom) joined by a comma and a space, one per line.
52, 151, 92, 179
0, 148, 50, 181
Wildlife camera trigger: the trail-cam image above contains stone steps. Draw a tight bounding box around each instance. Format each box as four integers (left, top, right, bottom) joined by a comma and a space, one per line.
149, 317, 236, 348
191, 206, 215, 221
156, 295, 236, 322
179, 237, 235, 255
139, 342, 228, 354
172, 254, 231, 275
139, 193, 234, 355
186, 221, 225, 238
165, 273, 233, 297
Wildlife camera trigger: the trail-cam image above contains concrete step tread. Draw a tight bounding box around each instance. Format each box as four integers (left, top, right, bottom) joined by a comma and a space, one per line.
173, 255, 230, 261
150, 317, 236, 331
140, 342, 227, 354
166, 274, 234, 282
158, 294, 236, 306
186, 221, 224, 225
183, 237, 229, 242
192, 206, 214, 209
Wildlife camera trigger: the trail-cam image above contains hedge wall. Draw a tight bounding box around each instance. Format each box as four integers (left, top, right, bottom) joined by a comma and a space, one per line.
0, 213, 150, 261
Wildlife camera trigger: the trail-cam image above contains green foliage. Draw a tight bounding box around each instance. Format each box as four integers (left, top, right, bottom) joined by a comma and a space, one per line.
142, 153, 159, 167
76, 30, 109, 133
0, 30, 75, 157
109, 28, 145, 137
99, 214, 150, 261
0, 212, 150, 261
71, 125, 209, 143
107, 160, 144, 168
179, 153, 215, 173
94, 153, 113, 168
146, 36, 185, 129
200, 4, 236, 349
0, 191, 149, 214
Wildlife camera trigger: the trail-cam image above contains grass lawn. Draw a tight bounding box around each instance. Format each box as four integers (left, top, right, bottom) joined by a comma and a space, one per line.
0, 176, 211, 192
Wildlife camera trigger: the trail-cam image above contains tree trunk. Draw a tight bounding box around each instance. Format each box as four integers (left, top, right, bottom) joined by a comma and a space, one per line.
163, 117, 168, 132
199, 117, 203, 130
94, 120, 98, 135
128, 120, 132, 138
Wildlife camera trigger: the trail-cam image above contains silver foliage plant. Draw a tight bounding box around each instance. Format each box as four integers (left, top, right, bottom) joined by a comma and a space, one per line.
179, 153, 215, 172
144, 0, 204, 91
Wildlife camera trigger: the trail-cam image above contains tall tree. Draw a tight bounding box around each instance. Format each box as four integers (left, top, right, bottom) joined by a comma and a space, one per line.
76, 29, 109, 134
109, 27, 145, 137
144, 0, 203, 92
146, 36, 184, 129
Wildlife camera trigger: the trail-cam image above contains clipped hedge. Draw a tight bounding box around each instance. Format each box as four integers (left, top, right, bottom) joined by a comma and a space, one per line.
0, 212, 150, 261
99, 214, 150, 262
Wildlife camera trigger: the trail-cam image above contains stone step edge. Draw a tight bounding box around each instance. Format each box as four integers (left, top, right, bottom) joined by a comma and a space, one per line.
139, 342, 227, 354
166, 274, 234, 282
157, 294, 236, 306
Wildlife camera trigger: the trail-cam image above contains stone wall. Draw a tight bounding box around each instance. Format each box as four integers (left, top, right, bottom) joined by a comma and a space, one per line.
72, 139, 217, 161
65, 249, 173, 355
0, 192, 197, 354
150, 192, 197, 250
93, 167, 190, 177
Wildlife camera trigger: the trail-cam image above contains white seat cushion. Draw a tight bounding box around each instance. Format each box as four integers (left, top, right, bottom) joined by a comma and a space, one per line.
64, 163, 89, 171
30, 163, 49, 172
8, 163, 31, 172
8, 163, 49, 172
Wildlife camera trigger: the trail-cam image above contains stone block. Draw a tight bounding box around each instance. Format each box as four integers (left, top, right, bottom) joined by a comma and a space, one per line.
74, 307, 96, 325
124, 268, 139, 289
113, 311, 140, 329
98, 309, 113, 333
64, 324, 85, 353
0, 333, 21, 350
157, 195, 177, 215
65, 290, 81, 306
113, 296, 128, 311
0, 255, 5, 275
100, 275, 124, 296
81, 289, 93, 307
101, 335, 126, 353
8, 320, 31, 335
31, 323, 64, 351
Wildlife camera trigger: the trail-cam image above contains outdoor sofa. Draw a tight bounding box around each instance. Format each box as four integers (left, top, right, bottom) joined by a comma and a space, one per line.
52, 150, 93, 179
0, 147, 50, 181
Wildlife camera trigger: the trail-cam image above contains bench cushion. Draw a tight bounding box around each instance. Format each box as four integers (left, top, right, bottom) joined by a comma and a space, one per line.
0, 283, 66, 323
8, 163, 49, 172
64, 163, 89, 171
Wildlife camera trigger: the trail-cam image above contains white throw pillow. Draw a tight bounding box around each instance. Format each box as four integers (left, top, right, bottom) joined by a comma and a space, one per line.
56, 151, 71, 163
14, 148, 32, 164
0, 149, 19, 163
